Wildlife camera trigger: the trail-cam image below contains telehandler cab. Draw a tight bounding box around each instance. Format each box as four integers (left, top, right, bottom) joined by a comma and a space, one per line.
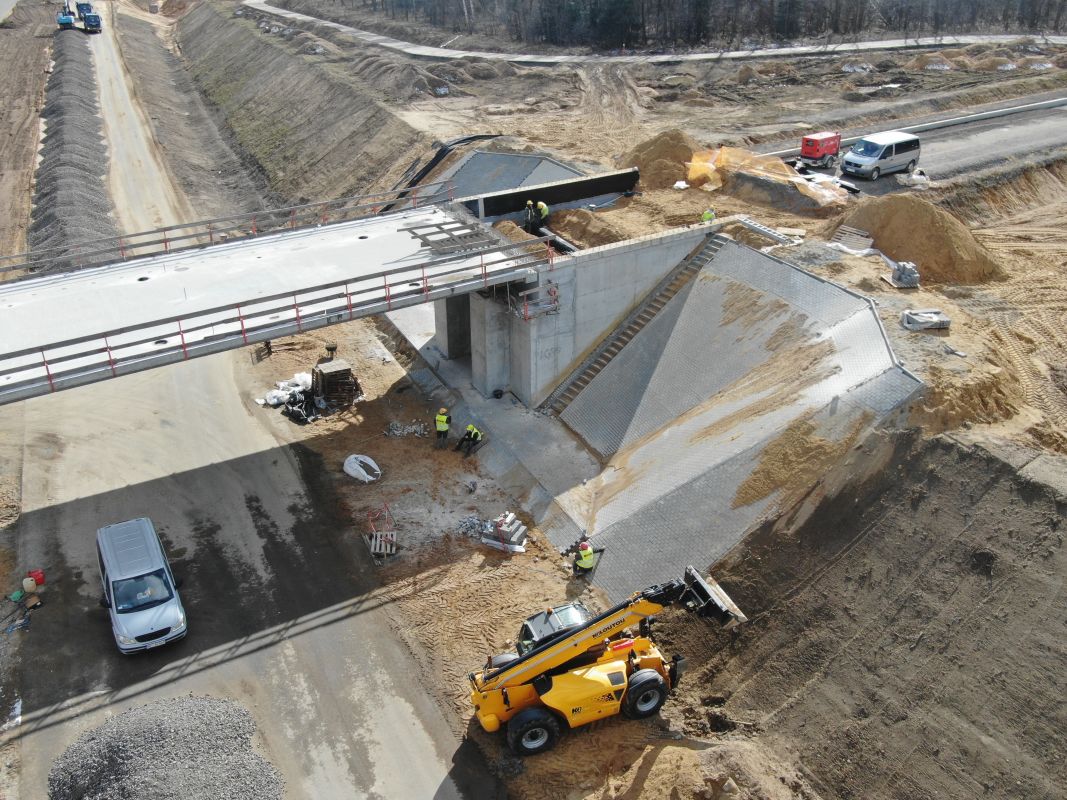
468, 566, 746, 755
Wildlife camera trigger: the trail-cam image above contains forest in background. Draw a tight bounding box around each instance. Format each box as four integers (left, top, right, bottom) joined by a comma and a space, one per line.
347, 0, 1067, 47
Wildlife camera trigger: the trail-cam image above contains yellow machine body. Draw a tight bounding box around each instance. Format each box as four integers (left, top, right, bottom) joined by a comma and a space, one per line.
467, 567, 746, 752
471, 635, 670, 732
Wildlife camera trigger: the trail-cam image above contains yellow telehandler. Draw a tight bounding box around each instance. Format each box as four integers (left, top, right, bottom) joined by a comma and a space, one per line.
468, 566, 746, 755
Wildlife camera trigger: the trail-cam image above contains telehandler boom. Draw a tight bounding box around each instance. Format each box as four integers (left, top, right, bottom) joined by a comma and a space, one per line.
468, 566, 746, 755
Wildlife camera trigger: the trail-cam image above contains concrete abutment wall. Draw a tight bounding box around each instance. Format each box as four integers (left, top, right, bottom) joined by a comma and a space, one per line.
465, 228, 709, 406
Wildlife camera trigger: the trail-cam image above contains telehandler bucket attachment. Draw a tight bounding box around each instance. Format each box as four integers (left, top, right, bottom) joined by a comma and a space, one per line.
681, 566, 748, 628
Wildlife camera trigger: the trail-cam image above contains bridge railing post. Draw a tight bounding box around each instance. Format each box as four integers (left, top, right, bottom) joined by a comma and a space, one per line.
177, 320, 190, 359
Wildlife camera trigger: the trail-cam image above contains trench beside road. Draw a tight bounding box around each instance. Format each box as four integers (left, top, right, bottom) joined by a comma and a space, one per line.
6, 9, 494, 798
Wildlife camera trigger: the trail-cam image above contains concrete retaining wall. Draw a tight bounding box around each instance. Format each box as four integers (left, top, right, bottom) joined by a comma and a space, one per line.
508, 228, 707, 406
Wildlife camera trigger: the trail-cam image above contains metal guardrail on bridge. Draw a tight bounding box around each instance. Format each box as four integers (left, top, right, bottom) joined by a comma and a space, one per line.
0, 181, 456, 279
0, 232, 555, 405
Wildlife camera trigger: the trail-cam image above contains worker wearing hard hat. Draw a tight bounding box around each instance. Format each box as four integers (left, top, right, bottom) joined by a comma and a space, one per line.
536, 201, 550, 226
523, 200, 538, 234
455, 423, 483, 457
434, 407, 451, 449
701, 208, 716, 224
573, 540, 598, 576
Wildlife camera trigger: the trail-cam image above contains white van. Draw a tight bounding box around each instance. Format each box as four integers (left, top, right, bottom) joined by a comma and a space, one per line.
97, 518, 187, 653
840, 131, 920, 180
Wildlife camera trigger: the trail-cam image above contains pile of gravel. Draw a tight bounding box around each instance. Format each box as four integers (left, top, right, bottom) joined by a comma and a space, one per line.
29, 31, 120, 273
48, 695, 283, 800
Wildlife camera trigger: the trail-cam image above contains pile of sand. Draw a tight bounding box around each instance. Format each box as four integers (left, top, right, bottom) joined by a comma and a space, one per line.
735, 64, 758, 84
904, 52, 954, 70
973, 56, 1015, 71
619, 129, 701, 190
492, 219, 541, 247
551, 208, 625, 249
834, 195, 1004, 284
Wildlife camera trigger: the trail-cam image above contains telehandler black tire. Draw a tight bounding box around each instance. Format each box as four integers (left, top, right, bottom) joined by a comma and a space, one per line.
507, 707, 561, 755
621, 669, 667, 719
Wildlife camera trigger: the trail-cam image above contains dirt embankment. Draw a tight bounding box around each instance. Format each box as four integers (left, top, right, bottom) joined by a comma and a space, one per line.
0, 3, 52, 258
115, 13, 269, 217
177, 3, 428, 202
656, 430, 1067, 800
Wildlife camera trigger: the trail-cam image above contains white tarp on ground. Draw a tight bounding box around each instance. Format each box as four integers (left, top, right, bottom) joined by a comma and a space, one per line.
343, 454, 382, 483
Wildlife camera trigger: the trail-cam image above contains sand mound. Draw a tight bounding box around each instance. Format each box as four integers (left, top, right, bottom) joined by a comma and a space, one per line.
735, 64, 758, 84
620, 129, 700, 190
551, 208, 625, 249
974, 56, 1014, 71
904, 52, 954, 70
834, 195, 1004, 284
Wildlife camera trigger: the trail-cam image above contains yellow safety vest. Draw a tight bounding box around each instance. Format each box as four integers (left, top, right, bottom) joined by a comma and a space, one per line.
435, 414, 449, 432
466, 425, 482, 440
537, 202, 549, 220
575, 547, 596, 569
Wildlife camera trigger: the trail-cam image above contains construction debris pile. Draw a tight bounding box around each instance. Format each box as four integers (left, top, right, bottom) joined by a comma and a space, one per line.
48, 696, 283, 800
260, 360, 361, 424
457, 512, 529, 553
385, 419, 429, 437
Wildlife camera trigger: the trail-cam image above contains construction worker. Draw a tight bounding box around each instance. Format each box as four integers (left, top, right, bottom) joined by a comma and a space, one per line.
434, 407, 451, 449
455, 423, 483, 456
701, 208, 716, 224
536, 201, 550, 227
572, 540, 598, 576
523, 200, 538, 234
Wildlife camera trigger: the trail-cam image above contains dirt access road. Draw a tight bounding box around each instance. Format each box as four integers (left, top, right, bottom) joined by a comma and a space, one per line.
1, 5, 493, 797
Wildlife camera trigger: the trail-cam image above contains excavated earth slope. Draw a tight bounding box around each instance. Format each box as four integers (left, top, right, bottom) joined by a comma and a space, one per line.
177, 2, 427, 202
657, 432, 1067, 800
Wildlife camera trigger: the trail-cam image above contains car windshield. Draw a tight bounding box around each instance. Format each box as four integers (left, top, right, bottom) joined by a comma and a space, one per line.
850, 139, 883, 157
112, 568, 173, 613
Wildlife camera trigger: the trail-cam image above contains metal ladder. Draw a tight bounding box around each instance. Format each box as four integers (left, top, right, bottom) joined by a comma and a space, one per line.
736, 216, 794, 245
544, 234, 726, 415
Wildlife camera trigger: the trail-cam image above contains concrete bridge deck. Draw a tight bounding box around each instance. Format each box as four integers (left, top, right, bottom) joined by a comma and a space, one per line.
0, 206, 547, 404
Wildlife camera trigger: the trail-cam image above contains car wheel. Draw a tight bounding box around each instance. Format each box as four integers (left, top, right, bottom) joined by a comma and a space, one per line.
506, 708, 561, 756
621, 669, 668, 720
870, 167, 881, 181
907, 160, 917, 173
826, 155, 837, 169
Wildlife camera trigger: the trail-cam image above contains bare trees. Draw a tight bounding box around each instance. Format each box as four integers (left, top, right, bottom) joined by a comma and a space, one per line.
356, 0, 1067, 46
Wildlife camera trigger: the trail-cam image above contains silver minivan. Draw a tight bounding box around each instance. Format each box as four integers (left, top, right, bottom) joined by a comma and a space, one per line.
97, 518, 187, 653
840, 131, 920, 180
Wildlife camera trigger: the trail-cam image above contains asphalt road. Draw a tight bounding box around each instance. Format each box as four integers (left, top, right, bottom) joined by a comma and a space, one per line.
793, 104, 1067, 195
0, 8, 497, 798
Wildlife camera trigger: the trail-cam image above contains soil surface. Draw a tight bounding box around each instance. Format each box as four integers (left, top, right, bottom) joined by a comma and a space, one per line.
2, 2, 1066, 799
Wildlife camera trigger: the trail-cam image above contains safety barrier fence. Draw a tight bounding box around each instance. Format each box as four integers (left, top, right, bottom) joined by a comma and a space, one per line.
0, 235, 553, 405
0, 182, 455, 279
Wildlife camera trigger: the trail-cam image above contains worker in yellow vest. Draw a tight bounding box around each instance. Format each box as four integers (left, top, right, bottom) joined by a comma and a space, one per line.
455, 423, 483, 457
701, 208, 716, 224
573, 540, 598, 576
536, 201, 550, 227
434, 407, 451, 449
